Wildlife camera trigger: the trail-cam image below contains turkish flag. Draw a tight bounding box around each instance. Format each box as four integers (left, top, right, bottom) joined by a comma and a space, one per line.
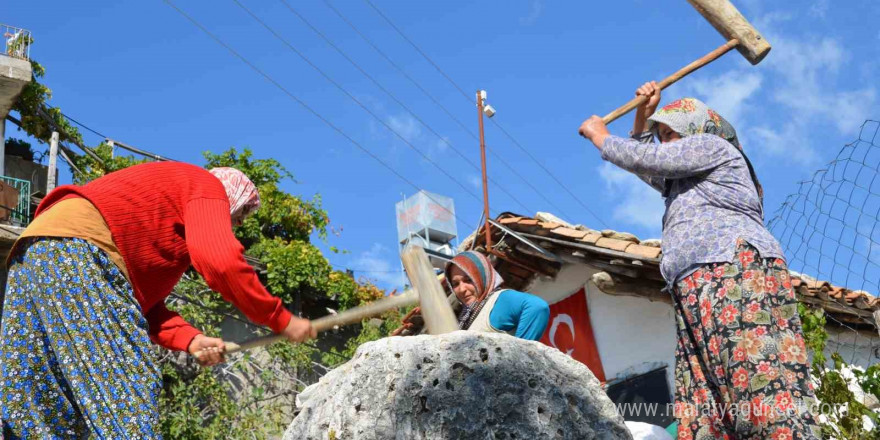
539, 287, 606, 382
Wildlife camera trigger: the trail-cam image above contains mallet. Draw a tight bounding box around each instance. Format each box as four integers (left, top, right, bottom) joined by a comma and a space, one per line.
201, 245, 457, 356
597, 0, 771, 126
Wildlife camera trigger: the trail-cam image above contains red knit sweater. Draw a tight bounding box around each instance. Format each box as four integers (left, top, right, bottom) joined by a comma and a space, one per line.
34, 162, 293, 351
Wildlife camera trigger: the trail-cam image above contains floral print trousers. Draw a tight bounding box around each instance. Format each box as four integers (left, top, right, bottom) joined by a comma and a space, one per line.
673, 241, 822, 440
0, 238, 161, 439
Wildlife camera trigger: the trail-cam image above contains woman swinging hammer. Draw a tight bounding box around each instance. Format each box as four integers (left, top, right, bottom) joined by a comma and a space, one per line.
579, 84, 821, 440
0, 162, 315, 439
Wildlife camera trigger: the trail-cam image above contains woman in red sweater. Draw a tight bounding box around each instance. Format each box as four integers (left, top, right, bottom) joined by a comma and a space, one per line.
0, 162, 313, 439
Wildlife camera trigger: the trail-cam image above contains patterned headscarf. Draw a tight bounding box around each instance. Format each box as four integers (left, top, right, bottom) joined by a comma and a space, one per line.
647, 98, 741, 149
445, 251, 504, 330
208, 167, 261, 217
647, 97, 762, 198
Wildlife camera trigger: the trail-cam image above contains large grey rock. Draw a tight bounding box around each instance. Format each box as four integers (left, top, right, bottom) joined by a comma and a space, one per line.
285, 331, 632, 440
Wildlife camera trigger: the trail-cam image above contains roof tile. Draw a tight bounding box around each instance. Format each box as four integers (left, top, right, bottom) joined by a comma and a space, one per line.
601, 230, 640, 243
580, 233, 602, 245
626, 244, 662, 259
595, 237, 633, 252
499, 217, 523, 225
551, 227, 588, 240
539, 222, 562, 230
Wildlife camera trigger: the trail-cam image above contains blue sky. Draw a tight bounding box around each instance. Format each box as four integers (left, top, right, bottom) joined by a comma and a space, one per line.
4, 0, 879, 292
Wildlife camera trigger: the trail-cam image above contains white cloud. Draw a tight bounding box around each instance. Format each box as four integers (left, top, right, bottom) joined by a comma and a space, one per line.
757, 31, 877, 151
809, 0, 829, 18
387, 114, 421, 143
672, 70, 763, 127
468, 174, 482, 189
520, 0, 543, 25
383, 113, 453, 160
349, 243, 405, 289
597, 162, 665, 234
668, 21, 876, 165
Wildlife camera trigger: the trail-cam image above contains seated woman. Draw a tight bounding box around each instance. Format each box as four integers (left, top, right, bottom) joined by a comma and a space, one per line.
445, 251, 550, 341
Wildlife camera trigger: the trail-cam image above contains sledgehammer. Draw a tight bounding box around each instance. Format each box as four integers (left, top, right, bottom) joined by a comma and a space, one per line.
589, 0, 771, 126
215, 245, 457, 356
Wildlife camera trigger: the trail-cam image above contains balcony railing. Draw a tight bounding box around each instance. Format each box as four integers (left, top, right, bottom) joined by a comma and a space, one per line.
0, 176, 31, 226
2, 24, 31, 61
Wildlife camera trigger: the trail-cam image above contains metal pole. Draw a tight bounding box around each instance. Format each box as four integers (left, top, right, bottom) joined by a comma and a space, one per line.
477, 91, 492, 249
0, 116, 5, 176
47, 131, 59, 192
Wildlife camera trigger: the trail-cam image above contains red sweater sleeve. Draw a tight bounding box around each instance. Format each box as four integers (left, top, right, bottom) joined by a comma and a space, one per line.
144, 302, 203, 352
184, 198, 293, 334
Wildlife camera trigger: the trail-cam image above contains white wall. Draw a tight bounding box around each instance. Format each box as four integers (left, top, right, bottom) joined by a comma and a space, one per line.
526, 262, 678, 396
823, 325, 880, 370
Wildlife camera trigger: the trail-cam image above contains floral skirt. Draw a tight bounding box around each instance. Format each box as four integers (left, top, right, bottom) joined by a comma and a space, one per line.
0, 238, 161, 439
672, 241, 822, 440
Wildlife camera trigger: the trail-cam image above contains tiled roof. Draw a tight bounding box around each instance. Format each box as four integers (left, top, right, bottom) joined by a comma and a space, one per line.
469, 212, 880, 327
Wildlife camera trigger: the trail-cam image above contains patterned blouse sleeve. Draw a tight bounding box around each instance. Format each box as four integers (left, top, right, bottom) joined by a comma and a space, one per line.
630, 131, 667, 193
601, 133, 736, 179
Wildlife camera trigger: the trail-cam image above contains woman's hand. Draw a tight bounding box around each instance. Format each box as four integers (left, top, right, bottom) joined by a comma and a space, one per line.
282, 316, 317, 343
578, 115, 610, 150
636, 81, 661, 114
188, 334, 227, 367
633, 81, 661, 135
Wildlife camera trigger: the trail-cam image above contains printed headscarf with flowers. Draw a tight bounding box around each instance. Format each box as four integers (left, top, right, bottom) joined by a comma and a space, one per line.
444, 251, 505, 330
208, 167, 261, 218
646, 97, 763, 199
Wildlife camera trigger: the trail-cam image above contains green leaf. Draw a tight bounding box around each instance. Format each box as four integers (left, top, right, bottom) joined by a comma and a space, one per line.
726, 285, 743, 301
753, 310, 772, 325
749, 373, 771, 392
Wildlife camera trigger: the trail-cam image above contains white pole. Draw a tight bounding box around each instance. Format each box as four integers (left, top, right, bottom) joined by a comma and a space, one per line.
47, 131, 58, 192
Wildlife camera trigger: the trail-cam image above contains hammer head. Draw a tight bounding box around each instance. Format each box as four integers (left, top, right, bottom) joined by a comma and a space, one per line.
687, 0, 771, 65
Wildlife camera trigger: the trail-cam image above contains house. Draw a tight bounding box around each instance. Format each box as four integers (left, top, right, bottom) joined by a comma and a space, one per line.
395, 211, 880, 427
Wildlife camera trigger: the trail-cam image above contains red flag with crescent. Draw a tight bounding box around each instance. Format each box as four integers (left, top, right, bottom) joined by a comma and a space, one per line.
539, 287, 606, 382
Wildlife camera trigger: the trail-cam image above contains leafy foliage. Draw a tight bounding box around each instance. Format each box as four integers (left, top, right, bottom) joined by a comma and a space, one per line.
10, 56, 83, 146
798, 304, 880, 439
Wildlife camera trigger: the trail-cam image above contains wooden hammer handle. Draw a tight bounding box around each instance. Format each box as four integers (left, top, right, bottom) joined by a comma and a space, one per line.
601, 39, 739, 125
216, 289, 420, 355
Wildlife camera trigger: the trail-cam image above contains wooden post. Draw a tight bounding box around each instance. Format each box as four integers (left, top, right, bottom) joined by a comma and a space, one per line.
47, 131, 58, 192
401, 244, 458, 334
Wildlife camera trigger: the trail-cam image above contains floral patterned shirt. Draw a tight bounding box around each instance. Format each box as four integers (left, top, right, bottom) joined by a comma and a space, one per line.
601, 133, 784, 286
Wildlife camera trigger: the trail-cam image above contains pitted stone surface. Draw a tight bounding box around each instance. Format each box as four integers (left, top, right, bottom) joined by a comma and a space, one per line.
284, 331, 631, 440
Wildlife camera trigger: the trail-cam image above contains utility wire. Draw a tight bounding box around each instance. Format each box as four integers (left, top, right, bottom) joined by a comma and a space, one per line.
277, 0, 533, 215
57, 108, 175, 162
362, 0, 609, 228
60, 111, 107, 139
322, 0, 575, 221
331, 262, 402, 274
163, 0, 475, 231
231, 0, 486, 211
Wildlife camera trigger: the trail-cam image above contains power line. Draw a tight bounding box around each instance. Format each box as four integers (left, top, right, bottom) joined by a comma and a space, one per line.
331, 262, 402, 274
231, 0, 487, 211
322, 0, 577, 222
60, 111, 107, 139
163, 0, 475, 231
277, 0, 534, 215
361, 0, 609, 228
